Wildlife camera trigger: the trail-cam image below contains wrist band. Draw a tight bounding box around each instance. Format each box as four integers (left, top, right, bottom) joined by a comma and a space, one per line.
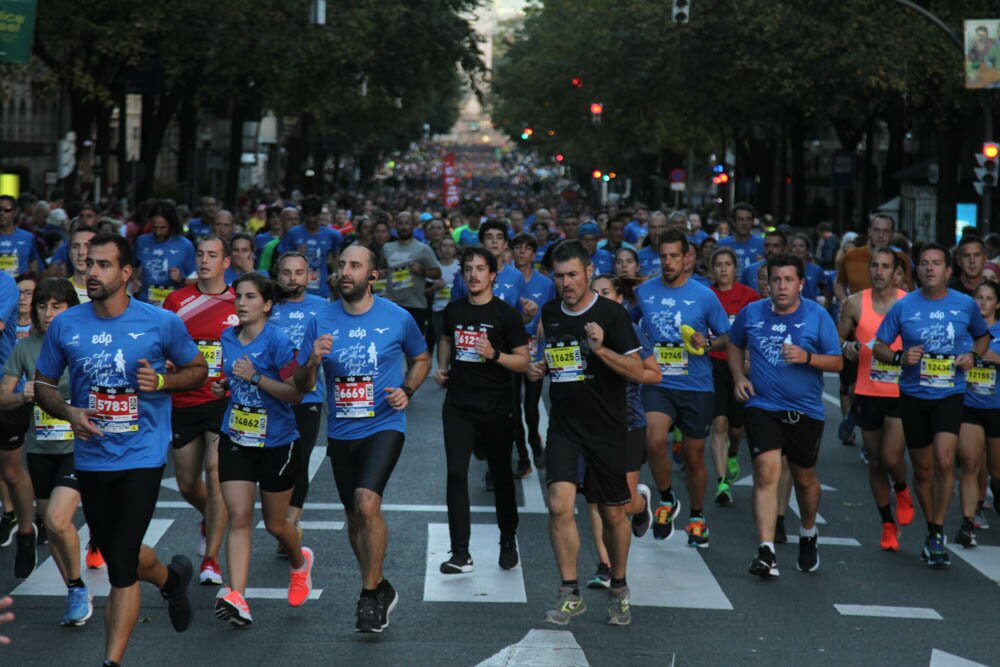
805, 351, 812, 366
892, 350, 903, 366
155, 373, 165, 390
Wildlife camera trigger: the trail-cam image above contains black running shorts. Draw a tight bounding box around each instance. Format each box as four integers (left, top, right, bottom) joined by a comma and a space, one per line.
744, 407, 824, 469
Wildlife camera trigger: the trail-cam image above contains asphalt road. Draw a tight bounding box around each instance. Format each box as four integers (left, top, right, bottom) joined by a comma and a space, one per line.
1, 375, 998, 666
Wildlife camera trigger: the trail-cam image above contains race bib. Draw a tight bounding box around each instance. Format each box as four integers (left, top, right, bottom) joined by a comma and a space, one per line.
391, 267, 413, 289
528, 336, 538, 360
33, 406, 73, 441
88, 385, 139, 433
919, 354, 955, 389
436, 286, 452, 301
0, 253, 17, 275
148, 285, 174, 307
967, 363, 997, 396
544, 341, 585, 383
870, 356, 901, 384
334, 375, 375, 418
197, 339, 223, 378
228, 403, 267, 447
454, 326, 485, 363
307, 270, 320, 290
654, 343, 688, 376
371, 278, 387, 295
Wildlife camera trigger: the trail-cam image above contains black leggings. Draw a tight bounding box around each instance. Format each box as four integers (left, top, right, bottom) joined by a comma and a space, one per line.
512, 374, 543, 462
442, 400, 518, 553
77, 466, 164, 588
290, 402, 323, 509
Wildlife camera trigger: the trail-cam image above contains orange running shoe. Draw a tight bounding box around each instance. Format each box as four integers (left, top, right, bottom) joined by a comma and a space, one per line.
895, 488, 915, 526
880, 522, 899, 551
86, 542, 105, 569
288, 546, 314, 607
215, 587, 252, 627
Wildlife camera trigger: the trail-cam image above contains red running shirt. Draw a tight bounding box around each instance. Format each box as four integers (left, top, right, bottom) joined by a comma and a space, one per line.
709, 283, 760, 361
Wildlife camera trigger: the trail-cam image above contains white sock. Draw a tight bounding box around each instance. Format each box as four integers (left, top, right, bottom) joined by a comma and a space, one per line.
800, 526, 818, 538
761, 541, 775, 553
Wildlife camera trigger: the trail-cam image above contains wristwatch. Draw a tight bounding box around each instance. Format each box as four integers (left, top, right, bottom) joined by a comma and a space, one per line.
491, 348, 502, 362
401, 385, 414, 398
892, 350, 903, 366
250, 373, 262, 386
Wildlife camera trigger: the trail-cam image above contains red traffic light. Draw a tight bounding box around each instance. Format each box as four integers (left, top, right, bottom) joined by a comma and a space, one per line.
555, 154, 564, 162
984, 142, 999, 160
590, 102, 603, 115
571, 77, 583, 88
592, 169, 602, 179
712, 173, 730, 185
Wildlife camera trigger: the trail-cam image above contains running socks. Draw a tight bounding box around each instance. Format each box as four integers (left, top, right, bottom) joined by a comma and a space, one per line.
610, 577, 627, 590
800, 525, 817, 538
561, 579, 580, 595
659, 487, 674, 504
877, 504, 893, 524
893, 481, 907, 493
67, 578, 85, 589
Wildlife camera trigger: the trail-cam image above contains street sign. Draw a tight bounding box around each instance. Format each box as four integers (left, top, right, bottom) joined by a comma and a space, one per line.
670, 182, 686, 192
0, 0, 37, 64
669, 168, 686, 183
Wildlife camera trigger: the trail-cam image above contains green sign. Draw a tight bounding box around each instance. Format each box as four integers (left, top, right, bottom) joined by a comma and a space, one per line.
0, 0, 37, 65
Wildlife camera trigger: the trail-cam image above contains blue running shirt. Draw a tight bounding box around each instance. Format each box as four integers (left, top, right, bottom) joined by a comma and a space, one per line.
279, 226, 343, 297
270, 294, 329, 404
134, 234, 196, 305
729, 298, 841, 421
451, 263, 526, 305
35, 299, 200, 471
876, 289, 990, 399
965, 322, 1000, 409
299, 297, 427, 439
718, 236, 765, 272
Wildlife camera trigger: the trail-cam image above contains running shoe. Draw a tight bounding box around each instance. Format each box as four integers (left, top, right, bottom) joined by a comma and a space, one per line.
955, 521, 977, 549
749, 545, 779, 578
726, 456, 740, 483
14, 525, 36, 579
499, 534, 519, 570
0, 511, 15, 547
162, 555, 194, 632
355, 595, 382, 633
631, 484, 652, 538
774, 517, 788, 544
797, 533, 819, 572
714, 479, 733, 507
439, 551, 474, 574
86, 542, 105, 569
859, 448, 869, 464
838, 413, 856, 445
513, 459, 532, 479
895, 488, 915, 526
544, 586, 586, 625
652, 498, 681, 541
880, 522, 899, 552
974, 507, 990, 530
586, 563, 611, 589
61, 586, 93, 627
686, 517, 710, 548
199, 556, 223, 586
215, 587, 252, 628
35, 513, 47, 546
375, 579, 398, 631
197, 519, 206, 558
926, 533, 950, 569
607, 586, 631, 626
288, 546, 314, 607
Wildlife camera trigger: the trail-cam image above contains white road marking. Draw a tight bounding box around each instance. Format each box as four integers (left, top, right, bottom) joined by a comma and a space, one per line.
243, 587, 323, 600
822, 392, 841, 407
161, 476, 180, 492
627, 537, 733, 609
12, 519, 173, 597
519, 401, 550, 514
834, 604, 942, 620
158, 501, 549, 514
255, 520, 343, 530
946, 544, 1000, 584
423, 523, 526, 603
787, 494, 827, 525
929, 649, 989, 667
475, 630, 589, 666
733, 475, 836, 491
786, 535, 860, 547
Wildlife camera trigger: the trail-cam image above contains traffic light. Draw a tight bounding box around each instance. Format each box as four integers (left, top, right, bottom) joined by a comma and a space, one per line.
592, 169, 603, 179
712, 172, 729, 185
570, 77, 583, 89
590, 102, 603, 125
555, 154, 565, 162
520, 127, 533, 140
672, 0, 690, 24
974, 141, 998, 196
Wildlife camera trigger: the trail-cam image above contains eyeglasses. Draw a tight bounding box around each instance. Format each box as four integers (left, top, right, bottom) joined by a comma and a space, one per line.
0, 207, 15, 213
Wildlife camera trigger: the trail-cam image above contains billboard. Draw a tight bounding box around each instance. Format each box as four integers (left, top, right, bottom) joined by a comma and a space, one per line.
0, 0, 36, 64
966, 19, 1000, 89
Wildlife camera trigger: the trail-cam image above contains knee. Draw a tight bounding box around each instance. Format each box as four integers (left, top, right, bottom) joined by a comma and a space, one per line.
547, 495, 575, 518
263, 516, 288, 537
912, 459, 933, 482
228, 508, 254, 531
45, 506, 74, 534
354, 492, 382, 521
933, 453, 954, 473
0, 457, 22, 484
683, 443, 705, 467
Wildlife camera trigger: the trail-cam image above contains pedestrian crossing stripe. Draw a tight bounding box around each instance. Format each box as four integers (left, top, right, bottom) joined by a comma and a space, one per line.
254, 520, 343, 530
834, 604, 941, 620
929, 649, 989, 667
423, 523, 526, 603
628, 537, 733, 609
475, 630, 589, 667
946, 545, 1000, 585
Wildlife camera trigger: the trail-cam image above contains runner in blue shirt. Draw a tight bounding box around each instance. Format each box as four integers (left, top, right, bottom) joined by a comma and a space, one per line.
278, 196, 343, 297
623, 205, 649, 245
638, 229, 731, 548
34, 233, 207, 664
873, 243, 990, 568
134, 200, 196, 306
718, 202, 765, 273
295, 244, 430, 633
578, 222, 614, 274
0, 195, 41, 277
739, 230, 787, 287
728, 252, 842, 579
636, 211, 667, 277
789, 234, 832, 303
212, 272, 314, 627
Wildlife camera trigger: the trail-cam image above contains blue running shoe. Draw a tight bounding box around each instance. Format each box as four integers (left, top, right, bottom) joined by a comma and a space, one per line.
61, 586, 93, 627
927, 533, 950, 569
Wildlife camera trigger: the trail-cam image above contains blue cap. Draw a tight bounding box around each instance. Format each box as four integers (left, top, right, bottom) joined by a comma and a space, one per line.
578, 222, 600, 238
419, 212, 433, 222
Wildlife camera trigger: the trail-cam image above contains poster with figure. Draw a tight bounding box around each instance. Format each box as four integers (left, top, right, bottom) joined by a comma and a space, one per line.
966, 19, 1000, 89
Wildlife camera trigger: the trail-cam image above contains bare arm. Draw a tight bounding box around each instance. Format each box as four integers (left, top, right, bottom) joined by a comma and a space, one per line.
593, 347, 645, 382
0, 374, 29, 411
292, 334, 332, 393
159, 353, 208, 393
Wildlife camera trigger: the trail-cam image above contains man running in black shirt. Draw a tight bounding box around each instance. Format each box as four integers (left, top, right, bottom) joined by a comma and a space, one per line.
434, 247, 530, 573
528, 240, 643, 626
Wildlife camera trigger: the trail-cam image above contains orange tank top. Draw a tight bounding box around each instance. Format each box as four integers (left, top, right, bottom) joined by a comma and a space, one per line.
855, 289, 906, 397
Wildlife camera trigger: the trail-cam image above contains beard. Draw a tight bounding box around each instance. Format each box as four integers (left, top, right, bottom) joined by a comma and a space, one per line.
338, 280, 368, 303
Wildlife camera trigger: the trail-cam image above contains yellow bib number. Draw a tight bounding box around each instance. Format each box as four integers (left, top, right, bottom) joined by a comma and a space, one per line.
919, 354, 955, 389
967, 363, 996, 396
197, 340, 223, 378
228, 403, 268, 447
148, 285, 174, 307
391, 267, 413, 289
33, 406, 74, 441
544, 343, 585, 383
655, 343, 688, 376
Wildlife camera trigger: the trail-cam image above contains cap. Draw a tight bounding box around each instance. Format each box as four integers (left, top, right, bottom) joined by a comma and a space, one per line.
578, 222, 600, 238
419, 212, 433, 222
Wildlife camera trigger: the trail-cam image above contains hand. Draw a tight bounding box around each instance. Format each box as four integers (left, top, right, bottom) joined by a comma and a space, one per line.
781, 344, 809, 365
310, 334, 333, 367
689, 331, 708, 351
527, 360, 547, 382
584, 321, 605, 351
233, 356, 257, 381
210, 380, 229, 399
956, 353, 975, 371
733, 376, 755, 402
169, 266, 182, 283
410, 262, 425, 277
68, 406, 103, 441
136, 359, 160, 392
384, 387, 408, 411
520, 298, 538, 319
842, 341, 859, 361
474, 335, 496, 360
21, 381, 34, 404
902, 344, 924, 367
0, 595, 12, 646
433, 368, 449, 385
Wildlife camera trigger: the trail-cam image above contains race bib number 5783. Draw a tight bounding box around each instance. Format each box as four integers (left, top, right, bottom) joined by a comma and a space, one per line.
89, 385, 139, 433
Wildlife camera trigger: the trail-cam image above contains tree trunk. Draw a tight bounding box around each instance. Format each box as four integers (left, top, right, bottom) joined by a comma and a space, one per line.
137, 91, 181, 202
789, 111, 806, 227
224, 99, 246, 209
177, 92, 197, 204
935, 126, 960, 244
